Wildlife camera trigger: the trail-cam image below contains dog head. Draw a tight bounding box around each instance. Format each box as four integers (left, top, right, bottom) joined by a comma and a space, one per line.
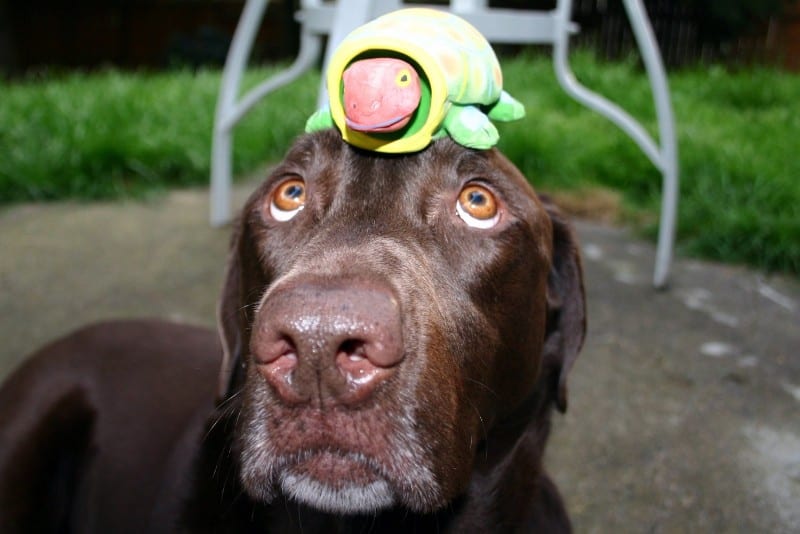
217, 129, 585, 514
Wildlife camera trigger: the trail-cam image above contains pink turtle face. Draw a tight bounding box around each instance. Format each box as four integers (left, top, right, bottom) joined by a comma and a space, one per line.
342, 58, 421, 133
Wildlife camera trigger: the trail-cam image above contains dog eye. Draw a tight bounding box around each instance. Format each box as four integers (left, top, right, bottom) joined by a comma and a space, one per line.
269, 177, 306, 221
456, 184, 500, 229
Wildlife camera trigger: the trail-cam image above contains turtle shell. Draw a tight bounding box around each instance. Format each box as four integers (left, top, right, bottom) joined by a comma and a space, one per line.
326, 7, 505, 153
355, 8, 504, 105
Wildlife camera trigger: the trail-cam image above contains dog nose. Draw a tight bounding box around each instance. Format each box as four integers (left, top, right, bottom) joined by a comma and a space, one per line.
251, 280, 404, 406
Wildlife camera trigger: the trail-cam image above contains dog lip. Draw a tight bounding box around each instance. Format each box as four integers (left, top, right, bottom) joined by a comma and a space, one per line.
262, 407, 409, 487
285, 449, 385, 487
278, 450, 396, 513
345, 114, 410, 132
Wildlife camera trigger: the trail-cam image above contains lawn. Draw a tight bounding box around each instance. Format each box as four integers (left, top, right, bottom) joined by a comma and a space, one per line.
0, 66, 314, 201
1, 54, 798, 275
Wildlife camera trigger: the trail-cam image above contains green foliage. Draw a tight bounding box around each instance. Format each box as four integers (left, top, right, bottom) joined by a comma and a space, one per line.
0, 67, 316, 201
498, 53, 800, 275
1, 55, 798, 275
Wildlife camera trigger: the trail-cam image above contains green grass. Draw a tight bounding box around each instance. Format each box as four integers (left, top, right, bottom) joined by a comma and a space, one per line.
1, 55, 798, 275
498, 53, 800, 275
0, 66, 316, 201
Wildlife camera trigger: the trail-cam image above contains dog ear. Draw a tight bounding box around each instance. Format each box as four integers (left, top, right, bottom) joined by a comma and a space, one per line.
216, 210, 267, 400
541, 199, 587, 413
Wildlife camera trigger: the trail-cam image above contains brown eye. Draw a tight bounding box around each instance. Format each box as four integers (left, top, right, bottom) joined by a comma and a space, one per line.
269, 178, 306, 221
456, 184, 500, 228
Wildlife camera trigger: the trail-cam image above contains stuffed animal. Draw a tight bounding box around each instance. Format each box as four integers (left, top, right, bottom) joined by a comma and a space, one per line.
306, 7, 525, 153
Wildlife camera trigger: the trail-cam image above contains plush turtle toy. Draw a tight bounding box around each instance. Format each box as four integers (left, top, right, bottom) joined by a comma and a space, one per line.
305, 7, 525, 153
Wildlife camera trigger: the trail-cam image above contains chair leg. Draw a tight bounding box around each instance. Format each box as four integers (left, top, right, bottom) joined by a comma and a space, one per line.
621, 0, 679, 289
210, 127, 234, 227
211, 0, 270, 226
212, 30, 322, 227
212, 0, 393, 225
552, 0, 679, 288
653, 162, 678, 289
226, 31, 323, 131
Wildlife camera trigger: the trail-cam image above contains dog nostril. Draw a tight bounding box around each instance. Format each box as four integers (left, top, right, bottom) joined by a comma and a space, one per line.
277, 336, 299, 364
339, 339, 366, 361
259, 335, 298, 364
334, 336, 400, 403
336, 352, 384, 391
336, 339, 373, 379
254, 334, 306, 403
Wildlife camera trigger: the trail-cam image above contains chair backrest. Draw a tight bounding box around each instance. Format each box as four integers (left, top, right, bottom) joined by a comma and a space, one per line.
299, 0, 575, 45
299, 0, 577, 107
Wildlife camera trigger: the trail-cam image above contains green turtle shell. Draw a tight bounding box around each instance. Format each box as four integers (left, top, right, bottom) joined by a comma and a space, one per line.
339, 8, 504, 107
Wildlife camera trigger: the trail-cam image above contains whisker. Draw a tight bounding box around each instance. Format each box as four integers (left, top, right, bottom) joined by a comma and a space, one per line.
465, 396, 489, 461
204, 393, 241, 443
464, 376, 498, 398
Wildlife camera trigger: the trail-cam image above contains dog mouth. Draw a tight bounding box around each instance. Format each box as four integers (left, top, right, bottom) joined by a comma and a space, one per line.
276, 449, 396, 513
237, 393, 443, 513
283, 449, 385, 486
345, 114, 412, 133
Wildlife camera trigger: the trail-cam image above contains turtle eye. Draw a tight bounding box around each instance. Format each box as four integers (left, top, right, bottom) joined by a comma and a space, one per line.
395, 69, 412, 87
269, 177, 306, 221
456, 184, 500, 229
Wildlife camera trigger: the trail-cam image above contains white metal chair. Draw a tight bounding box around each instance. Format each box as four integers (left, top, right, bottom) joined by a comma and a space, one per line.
210, 0, 678, 288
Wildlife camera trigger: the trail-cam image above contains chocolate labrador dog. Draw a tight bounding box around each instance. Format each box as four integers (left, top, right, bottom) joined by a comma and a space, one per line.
0, 129, 585, 533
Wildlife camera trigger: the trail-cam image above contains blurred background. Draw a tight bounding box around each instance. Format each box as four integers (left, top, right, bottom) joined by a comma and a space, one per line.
1, 0, 798, 74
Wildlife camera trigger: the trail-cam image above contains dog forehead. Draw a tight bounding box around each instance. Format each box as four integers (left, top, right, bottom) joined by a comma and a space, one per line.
316, 133, 533, 203
273, 131, 550, 244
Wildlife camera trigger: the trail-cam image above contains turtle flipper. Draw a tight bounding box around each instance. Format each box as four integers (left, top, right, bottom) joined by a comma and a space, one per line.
443, 105, 499, 150
487, 91, 525, 122
305, 106, 335, 132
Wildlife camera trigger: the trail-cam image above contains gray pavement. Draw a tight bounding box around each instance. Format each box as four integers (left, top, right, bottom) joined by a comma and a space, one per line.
1, 182, 798, 532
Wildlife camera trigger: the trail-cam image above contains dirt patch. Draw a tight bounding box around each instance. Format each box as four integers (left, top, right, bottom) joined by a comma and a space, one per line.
546, 187, 623, 224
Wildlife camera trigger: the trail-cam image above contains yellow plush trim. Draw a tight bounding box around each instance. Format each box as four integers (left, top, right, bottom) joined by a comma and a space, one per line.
326, 37, 448, 153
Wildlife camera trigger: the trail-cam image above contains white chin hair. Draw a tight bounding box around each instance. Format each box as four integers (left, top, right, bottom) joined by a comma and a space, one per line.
279, 472, 395, 514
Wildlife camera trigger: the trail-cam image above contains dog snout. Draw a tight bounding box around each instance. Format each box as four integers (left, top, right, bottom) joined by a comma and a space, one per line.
251, 280, 404, 406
